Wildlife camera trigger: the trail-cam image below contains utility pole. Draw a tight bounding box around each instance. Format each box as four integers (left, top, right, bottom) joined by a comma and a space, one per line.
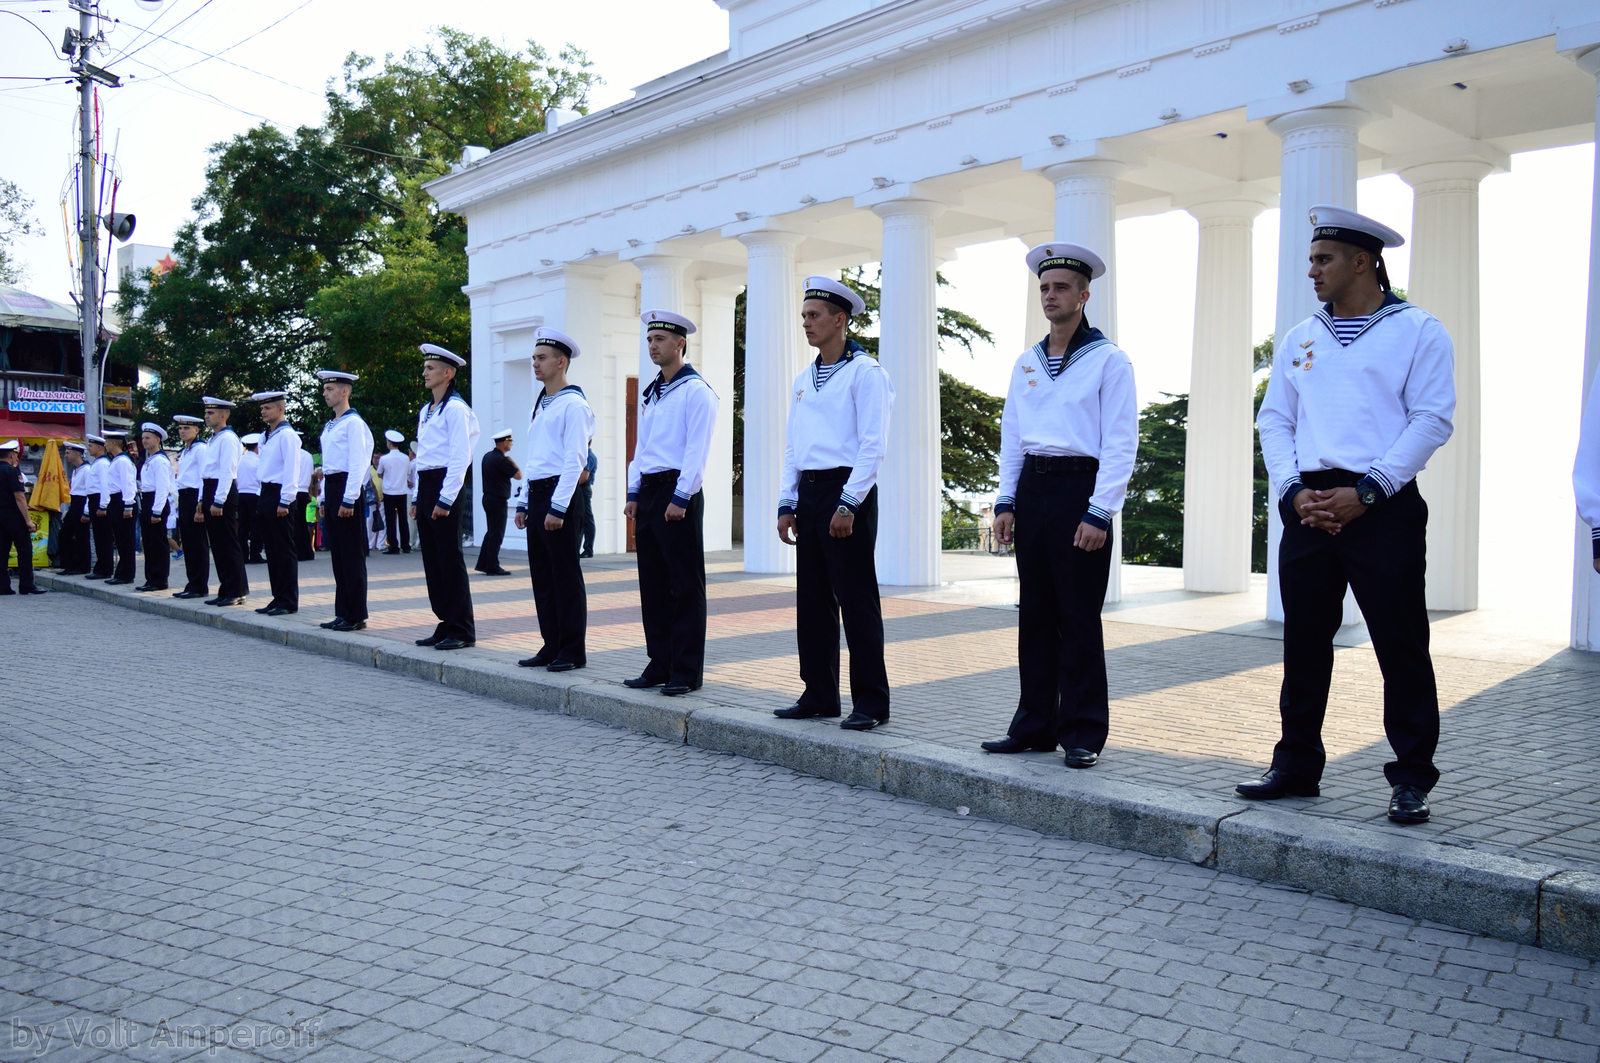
74, 0, 99, 435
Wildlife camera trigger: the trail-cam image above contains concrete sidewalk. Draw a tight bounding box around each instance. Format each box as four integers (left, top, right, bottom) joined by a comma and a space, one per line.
28, 547, 1600, 959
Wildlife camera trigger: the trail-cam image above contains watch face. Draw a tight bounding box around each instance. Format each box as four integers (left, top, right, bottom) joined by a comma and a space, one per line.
1359, 490, 1377, 506
836, 505, 850, 515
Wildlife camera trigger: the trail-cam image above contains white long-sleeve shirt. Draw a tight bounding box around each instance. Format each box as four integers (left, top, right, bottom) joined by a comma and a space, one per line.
778, 342, 894, 515
518, 385, 595, 517
1575, 362, 1600, 560
256, 422, 302, 502
108, 451, 138, 501
1258, 295, 1455, 508
377, 449, 412, 495
295, 449, 313, 495
69, 461, 90, 498
175, 439, 207, 491
995, 325, 1139, 528
320, 409, 375, 505
414, 390, 480, 508
235, 448, 261, 495
139, 448, 172, 511
89, 455, 110, 509
203, 426, 243, 507
628, 364, 718, 508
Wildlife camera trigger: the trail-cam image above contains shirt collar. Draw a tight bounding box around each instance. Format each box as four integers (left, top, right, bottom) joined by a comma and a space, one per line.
643, 363, 700, 405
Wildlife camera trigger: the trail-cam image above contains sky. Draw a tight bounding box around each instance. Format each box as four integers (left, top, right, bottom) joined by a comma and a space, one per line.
1, 0, 1593, 628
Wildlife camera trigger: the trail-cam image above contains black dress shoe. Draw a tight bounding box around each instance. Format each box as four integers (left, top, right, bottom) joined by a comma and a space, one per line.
85, 573, 108, 580
133, 584, 166, 592
518, 654, 556, 668
105, 578, 133, 586
21, 587, 46, 595
546, 659, 583, 672
1388, 785, 1431, 824
840, 713, 885, 731
623, 675, 665, 689
487, 567, 512, 576
255, 606, 274, 614
773, 704, 840, 720
579, 551, 594, 559
216, 597, 247, 607
980, 736, 1056, 754
416, 635, 443, 646
1063, 748, 1099, 769
1235, 768, 1320, 800
382, 549, 400, 555
434, 638, 474, 651
320, 618, 344, 628
173, 590, 208, 599
326, 618, 366, 632
263, 606, 296, 617
662, 683, 699, 697
0, 589, 12, 596
402, 548, 411, 554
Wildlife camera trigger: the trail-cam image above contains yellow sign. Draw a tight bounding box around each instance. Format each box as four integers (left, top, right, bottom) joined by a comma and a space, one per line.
29, 440, 68, 513
5, 510, 50, 570
105, 386, 132, 411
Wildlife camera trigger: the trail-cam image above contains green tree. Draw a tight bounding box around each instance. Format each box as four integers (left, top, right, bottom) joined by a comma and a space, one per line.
0, 177, 40, 286
1121, 394, 1188, 566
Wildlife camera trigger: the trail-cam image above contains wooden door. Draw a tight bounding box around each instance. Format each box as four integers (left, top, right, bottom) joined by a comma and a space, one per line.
625, 376, 638, 552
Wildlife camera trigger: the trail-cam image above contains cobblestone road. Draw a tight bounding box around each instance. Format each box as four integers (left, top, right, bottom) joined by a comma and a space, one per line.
2, 593, 1596, 1063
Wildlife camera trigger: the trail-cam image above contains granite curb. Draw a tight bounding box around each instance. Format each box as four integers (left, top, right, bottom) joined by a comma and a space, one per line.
35, 570, 1599, 960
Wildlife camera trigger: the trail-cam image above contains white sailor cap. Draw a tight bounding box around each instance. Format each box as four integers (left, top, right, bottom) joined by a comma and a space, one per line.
241, 432, 263, 446
64, 441, 86, 452
1307, 205, 1404, 252
317, 369, 358, 383
86, 434, 106, 445
802, 275, 866, 316
103, 429, 128, 438
492, 428, 513, 441
0, 440, 17, 452
201, 396, 235, 408
533, 327, 580, 360
384, 429, 405, 443
420, 343, 466, 367
172, 414, 204, 425
641, 309, 697, 337
140, 422, 168, 442
1024, 242, 1106, 281
250, 390, 288, 403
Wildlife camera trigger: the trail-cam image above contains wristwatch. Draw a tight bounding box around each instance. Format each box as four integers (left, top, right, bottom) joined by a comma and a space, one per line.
1357, 486, 1378, 507
836, 505, 851, 516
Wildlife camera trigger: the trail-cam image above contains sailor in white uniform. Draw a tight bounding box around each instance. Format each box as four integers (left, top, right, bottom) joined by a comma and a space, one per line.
251, 390, 302, 616
237, 432, 263, 564
199, 397, 249, 605
981, 243, 1139, 769
60, 441, 91, 575
773, 275, 895, 730
623, 310, 719, 695
412, 344, 481, 650
171, 415, 210, 597
84, 436, 113, 579
135, 422, 173, 592
1246, 205, 1455, 825
293, 445, 315, 561
316, 369, 375, 631
514, 327, 595, 671
102, 429, 139, 584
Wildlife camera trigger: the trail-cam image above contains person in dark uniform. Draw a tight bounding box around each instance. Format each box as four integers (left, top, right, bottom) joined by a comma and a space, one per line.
59, 442, 90, 575
578, 447, 598, 558
412, 344, 480, 651
773, 275, 895, 731
251, 390, 302, 616
199, 396, 249, 607
980, 242, 1138, 769
624, 309, 718, 697
475, 428, 519, 575
135, 423, 173, 592
1246, 205, 1455, 825
170, 415, 210, 598
514, 328, 593, 671
0, 440, 45, 595
315, 369, 375, 632
84, 436, 112, 579
102, 430, 139, 585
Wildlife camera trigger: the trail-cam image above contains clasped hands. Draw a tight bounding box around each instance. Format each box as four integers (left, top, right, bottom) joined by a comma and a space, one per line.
1293, 486, 1368, 535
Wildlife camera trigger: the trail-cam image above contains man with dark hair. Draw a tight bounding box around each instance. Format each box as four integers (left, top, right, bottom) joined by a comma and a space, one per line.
237, 433, 263, 564
1245, 204, 1455, 825
170, 415, 210, 598
378, 430, 413, 554
412, 344, 480, 651
84, 436, 112, 579
199, 397, 248, 606
59, 442, 90, 575
316, 369, 375, 632
475, 429, 519, 576
0, 440, 44, 595
135, 423, 173, 592
102, 430, 139, 585
251, 390, 302, 616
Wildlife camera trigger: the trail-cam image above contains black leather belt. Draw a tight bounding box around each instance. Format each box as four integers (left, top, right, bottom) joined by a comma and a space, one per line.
640, 469, 681, 487
1024, 454, 1099, 475
1300, 469, 1364, 490
801, 467, 851, 483
530, 475, 559, 488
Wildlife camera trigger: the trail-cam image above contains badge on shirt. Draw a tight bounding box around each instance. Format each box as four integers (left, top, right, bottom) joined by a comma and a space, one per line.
1021, 365, 1035, 373
1028, 380, 1038, 387
796, 390, 803, 401
1299, 338, 1314, 348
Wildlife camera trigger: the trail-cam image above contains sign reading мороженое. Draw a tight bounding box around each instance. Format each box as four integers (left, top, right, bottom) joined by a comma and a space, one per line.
10, 387, 87, 414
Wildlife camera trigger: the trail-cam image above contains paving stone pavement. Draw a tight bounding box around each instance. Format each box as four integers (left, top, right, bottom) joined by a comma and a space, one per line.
2, 592, 1597, 1063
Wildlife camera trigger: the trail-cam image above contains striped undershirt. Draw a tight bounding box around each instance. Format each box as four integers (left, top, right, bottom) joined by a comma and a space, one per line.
1045, 354, 1066, 376
1329, 315, 1372, 346
814, 359, 845, 387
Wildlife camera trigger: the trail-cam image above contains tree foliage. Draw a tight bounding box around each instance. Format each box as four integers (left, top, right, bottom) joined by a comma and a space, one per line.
0, 177, 40, 286
1121, 394, 1188, 566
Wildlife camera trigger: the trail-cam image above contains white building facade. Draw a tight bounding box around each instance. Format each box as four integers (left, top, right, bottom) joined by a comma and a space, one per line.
426, 0, 1600, 647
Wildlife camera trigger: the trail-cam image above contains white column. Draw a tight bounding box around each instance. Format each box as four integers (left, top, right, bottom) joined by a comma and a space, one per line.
462, 281, 496, 546
1401, 159, 1492, 613
870, 198, 945, 587
1181, 194, 1270, 593
1573, 48, 1600, 650
697, 279, 741, 553
536, 263, 612, 551
1018, 229, 1052, 353
1043, 159, 1125, 602
736, 228, 805, 574
1264, 105, 1372, 622
633, 255, 689, 385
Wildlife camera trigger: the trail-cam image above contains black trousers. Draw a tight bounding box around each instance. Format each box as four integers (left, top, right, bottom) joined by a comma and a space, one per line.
90, 504, 113, 577
525, 478, 586, 664
258, 484, 298, 611
176, 486, 210, 594
1276, 480, 1440, 790
416, 469, 474, 641
634, 477, 706, 687
384, 494, 410, 552
475, 497, 508, 571
203, 479, 248, 599
795, 475, 889, 720
239, 492, 261, 562
108, 493, 137, 582
0, 512, 34, 592
140, 492, 171, 589
293, 491, 314, 560
578, 480, 596, 555
1007, 468, 1115, 753
323, 473, 368, 623
61, 496, 89, 572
